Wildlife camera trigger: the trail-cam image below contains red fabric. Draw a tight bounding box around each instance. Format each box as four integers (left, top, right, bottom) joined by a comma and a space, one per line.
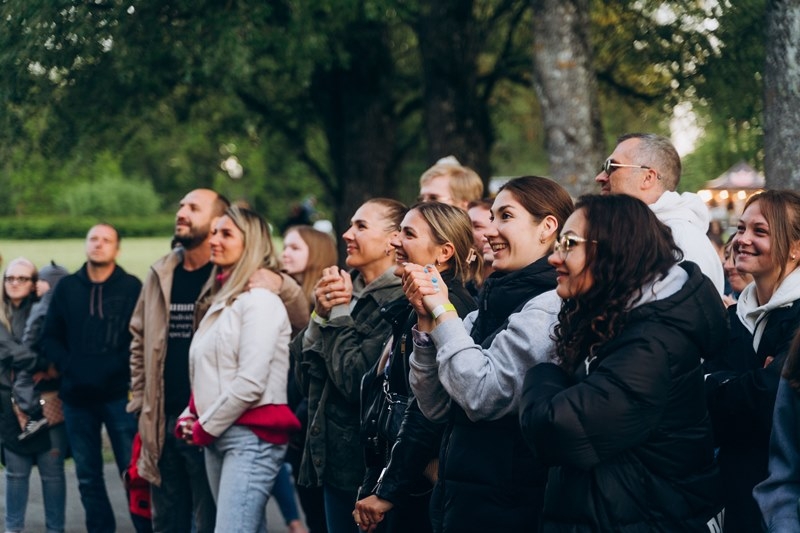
191, 419, 217, 446
125, 433, 152, 519
179, 394, 301, 445
237, 404, 301, 445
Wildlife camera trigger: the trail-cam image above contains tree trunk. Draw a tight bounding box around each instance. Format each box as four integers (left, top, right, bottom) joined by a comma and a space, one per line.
531, 0, 604, 197
763, 0, 800, 188
415, 1, 493, 185
311, 21, 399, 258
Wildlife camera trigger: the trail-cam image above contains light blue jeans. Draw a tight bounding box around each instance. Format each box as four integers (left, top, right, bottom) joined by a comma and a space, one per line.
4, 425, 67, 533
204, 425, 286, 533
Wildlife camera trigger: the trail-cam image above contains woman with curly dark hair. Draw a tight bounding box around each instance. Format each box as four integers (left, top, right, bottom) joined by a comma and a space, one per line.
519, 194, 726, 531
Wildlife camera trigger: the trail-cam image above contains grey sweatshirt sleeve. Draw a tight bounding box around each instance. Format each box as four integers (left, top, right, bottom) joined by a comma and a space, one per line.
413, 290, 560, 423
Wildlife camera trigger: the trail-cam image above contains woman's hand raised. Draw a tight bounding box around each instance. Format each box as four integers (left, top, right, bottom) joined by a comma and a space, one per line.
401, 263, 452, 332
313, 266, 352, 319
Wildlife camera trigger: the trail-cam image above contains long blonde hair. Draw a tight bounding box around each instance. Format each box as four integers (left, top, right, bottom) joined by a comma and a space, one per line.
208, 206, 278, 306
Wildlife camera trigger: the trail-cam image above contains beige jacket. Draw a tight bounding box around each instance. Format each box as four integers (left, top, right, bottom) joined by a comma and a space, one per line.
127, 249, 308, 486
187, 288, 290, 437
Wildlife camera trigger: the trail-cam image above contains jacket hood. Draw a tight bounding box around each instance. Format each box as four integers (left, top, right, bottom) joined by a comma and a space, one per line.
627, 262, 729, 361
351, 265, 402, 300
736, 267, 800, 349
649, 191, 710, 232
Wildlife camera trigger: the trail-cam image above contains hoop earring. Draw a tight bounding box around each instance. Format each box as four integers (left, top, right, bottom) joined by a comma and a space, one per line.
539, 234, 546, 244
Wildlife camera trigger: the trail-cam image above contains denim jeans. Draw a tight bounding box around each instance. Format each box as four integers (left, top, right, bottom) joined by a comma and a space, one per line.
151, 416, 216, 533
323, 484, 360, 533
204, 425, 286, 532
63, 397, 138, 533
4, 425, 67, 533
272, 462, 301, 525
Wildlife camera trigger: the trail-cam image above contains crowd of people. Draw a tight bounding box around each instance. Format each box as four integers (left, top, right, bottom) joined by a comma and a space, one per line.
1, 132, 799, 533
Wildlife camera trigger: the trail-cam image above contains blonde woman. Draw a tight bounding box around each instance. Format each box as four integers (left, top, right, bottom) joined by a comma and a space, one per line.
176, 206, 299, 532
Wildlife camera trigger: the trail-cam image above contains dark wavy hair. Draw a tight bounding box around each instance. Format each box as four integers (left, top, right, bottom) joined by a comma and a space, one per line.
554, 194, 683, 374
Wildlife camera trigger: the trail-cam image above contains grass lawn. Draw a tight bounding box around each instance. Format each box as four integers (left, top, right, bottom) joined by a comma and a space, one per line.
0, 237, 171, 280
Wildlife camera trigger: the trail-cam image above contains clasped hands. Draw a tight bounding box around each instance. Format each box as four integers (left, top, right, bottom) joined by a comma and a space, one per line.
401, 263, 452, 331
313, 266, 353, 319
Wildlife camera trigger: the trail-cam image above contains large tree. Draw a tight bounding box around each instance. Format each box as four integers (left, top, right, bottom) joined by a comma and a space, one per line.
763, 0, 800, 188
531, 0, 604, 196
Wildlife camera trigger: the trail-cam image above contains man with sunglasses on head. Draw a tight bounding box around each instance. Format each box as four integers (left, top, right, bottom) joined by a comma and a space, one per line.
596, 132, 724, 295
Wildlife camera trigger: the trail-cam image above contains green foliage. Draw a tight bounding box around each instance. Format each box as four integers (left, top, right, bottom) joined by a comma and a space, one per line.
56, 169, 161, 217
0, 215, 174, 239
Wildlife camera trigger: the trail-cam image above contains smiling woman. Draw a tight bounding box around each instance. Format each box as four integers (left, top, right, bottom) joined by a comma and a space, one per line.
520, 194, 726, 531
704, 190, 800, 533
399, 176, 573, 533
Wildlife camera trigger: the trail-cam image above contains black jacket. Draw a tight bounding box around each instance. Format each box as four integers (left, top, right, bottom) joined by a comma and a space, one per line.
704, 297, 800, 533
42, 263, 141, 406
359, 273, 475, 533
432, 257, 556, 533
520, 262, 726, 532
0, 297, 53, 456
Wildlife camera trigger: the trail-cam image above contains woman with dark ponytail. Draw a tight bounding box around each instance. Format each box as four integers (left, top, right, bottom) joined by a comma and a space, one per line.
519, 194, 726, 531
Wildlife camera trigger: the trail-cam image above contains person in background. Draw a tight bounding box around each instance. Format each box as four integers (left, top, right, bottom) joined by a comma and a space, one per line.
704, 190, 800, 533
353, 202, 478, 532
1, 258, 68, 533
596, 132, 725, 294
466, 199, 495, 297
279, 224, 339, 533
722, 234, 754, 307
401, 177, 573, 532
176, 205, 299, 532
282, 225, 339, 308
14, 261, 69, 441
43, 224, 142, 533
291, 198, 407, 533
519, 194, 725, 531
418, 156, 483, 210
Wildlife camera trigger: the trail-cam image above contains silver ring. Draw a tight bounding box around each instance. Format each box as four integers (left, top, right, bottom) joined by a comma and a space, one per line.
326, 292, 331, 301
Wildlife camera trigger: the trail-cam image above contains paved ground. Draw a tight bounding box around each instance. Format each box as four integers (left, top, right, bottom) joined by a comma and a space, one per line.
0, 460, 296, 532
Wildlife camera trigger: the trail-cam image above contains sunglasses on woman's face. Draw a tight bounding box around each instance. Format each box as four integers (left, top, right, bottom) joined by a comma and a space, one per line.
553, 234, 596, 259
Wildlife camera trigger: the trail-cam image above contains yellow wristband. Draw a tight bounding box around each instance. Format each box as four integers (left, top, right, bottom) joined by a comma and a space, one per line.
431, 303, 456, 320
311, 310, 328, 325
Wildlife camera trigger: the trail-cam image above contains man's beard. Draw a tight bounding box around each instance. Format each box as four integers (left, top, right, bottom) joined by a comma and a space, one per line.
174, 223, 209, 250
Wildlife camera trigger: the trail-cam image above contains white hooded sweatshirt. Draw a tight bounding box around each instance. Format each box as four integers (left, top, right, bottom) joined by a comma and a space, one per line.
650, 191, 725, 295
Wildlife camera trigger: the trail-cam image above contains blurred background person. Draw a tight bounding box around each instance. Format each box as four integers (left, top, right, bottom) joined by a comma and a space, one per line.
1, 258, 68, 533
291, 198, 407, 533
722, 234, 754, 306
279, 224, 339, 533
465, 199, 495, 298
418, 156, 483, 210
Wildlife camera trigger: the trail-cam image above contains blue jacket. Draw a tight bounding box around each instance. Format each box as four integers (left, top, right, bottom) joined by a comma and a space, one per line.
754, 378, 800, 532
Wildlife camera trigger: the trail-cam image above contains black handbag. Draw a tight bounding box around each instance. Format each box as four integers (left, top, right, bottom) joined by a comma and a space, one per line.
360, 333, 410, 454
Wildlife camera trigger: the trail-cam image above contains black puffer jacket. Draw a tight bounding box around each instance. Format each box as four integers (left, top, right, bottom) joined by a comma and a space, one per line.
519, 262, 727, 532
